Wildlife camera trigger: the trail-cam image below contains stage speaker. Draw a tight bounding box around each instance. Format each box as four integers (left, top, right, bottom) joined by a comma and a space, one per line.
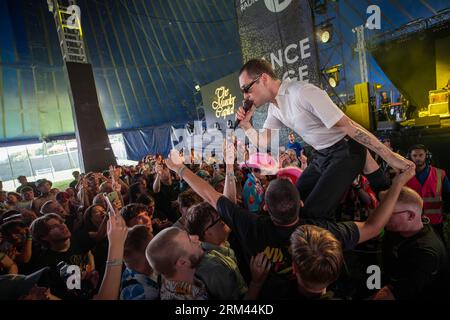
345, 102, 372, 130
415, 115, 441, 127
65, 62, 117, 173
354, 82, 370, 103
428, 102, 449, 116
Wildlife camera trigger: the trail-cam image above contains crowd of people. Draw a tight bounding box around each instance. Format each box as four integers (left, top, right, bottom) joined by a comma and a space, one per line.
0, 59, 449, 300
0, 135, 449, 300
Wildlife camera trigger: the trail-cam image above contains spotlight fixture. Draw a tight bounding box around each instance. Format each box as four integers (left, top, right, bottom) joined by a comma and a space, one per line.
324, 64, 341, 88
316, 23, 333, 43
328, 76, 338, 88
195, 84, 201, 92
374, 83, 383, 91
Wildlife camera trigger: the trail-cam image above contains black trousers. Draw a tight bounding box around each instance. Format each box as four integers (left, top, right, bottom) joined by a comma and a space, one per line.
296, 137, 367, 220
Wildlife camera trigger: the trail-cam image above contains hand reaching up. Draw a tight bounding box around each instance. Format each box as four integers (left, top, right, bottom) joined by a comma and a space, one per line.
166, 149, 185, 172
249, 252, 271, 287
392, 163, 416, 187
107, 210, 128, 250
223, 136, 236, 165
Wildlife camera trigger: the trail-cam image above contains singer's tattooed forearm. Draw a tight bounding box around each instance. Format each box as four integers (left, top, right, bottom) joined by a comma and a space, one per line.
353, 128, 389, 156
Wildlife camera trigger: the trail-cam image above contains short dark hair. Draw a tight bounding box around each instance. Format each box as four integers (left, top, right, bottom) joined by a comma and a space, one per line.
265, 178, 300, 225
20, 186, 33, 194
17, 176, 26, 181
135, 194, 155, 206
120, 203, 149, 224
178, 189, 202, 210
408, 144, 428, 154
290, 225, 343, 288
239, 59, 278, 80
185, 202, 215, 241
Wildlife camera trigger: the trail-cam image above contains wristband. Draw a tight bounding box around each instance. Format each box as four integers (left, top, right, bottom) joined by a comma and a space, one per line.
226, 172, 235, 178
106, 259, 123, 267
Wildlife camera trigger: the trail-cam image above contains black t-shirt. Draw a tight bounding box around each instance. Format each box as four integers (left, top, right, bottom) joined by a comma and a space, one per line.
382, 224, 449, 299
28, 230, 96, 299
217, 197, 360, 253
216, 196, 299, 299
216, 196, 360, 299
153, 183, 179, 222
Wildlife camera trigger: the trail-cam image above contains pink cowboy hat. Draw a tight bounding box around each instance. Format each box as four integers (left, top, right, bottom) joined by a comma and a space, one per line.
240, 152, 278, 175
276, 167, 303, 185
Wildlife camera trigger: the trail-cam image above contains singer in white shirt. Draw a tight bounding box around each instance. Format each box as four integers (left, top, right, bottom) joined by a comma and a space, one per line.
236, 59, 414, 221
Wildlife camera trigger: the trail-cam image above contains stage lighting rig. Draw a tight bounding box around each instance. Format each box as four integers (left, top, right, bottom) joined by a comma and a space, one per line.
324, 64, 341, 88
316, 22, 333, 43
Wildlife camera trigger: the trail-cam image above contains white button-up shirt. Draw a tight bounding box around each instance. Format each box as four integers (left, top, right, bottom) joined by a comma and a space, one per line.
263, 79, 346, 150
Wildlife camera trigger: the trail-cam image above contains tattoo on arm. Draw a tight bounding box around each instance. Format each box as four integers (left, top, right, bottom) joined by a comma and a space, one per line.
354, 128, 388, 155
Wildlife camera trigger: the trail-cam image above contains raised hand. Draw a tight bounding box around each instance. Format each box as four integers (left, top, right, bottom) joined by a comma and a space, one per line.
223, 136, 236, 165
392, 163, 416, 186
106, 210, 128, 249
249, 252, 271, 287
166, 149, 185, 172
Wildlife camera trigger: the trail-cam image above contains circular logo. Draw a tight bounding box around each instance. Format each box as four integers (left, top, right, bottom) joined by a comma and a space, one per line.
264, 0, 293, 13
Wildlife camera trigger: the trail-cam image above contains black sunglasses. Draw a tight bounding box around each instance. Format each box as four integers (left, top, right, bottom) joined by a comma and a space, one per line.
241, 75, 261, 94
203, 216, 221, 233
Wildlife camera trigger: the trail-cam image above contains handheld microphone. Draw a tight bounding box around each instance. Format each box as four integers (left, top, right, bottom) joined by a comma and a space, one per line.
234, 100, 254, 130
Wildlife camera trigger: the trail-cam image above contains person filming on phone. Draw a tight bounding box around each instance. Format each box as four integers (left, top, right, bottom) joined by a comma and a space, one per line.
236, 59, 414, 221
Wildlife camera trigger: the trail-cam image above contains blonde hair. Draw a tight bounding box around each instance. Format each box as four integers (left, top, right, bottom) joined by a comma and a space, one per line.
145, 227, 186, 278
397, 187, 423, 213
290, 225, 343, 288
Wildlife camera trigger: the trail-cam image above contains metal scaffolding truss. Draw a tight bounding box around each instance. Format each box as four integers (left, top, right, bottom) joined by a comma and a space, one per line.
48, 0, 88, 63
367, 7, 450, 49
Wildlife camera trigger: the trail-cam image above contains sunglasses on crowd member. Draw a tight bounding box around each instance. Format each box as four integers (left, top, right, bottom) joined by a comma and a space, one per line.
241, 74, 261, 94
203, 216, 222, 234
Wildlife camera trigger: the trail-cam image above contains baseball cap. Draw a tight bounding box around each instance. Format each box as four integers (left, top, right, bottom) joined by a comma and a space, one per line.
0, 267, 50, 300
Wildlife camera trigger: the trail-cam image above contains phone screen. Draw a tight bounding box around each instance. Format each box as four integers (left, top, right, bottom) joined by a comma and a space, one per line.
104, 192, 117, 216
107, 191, 118, 203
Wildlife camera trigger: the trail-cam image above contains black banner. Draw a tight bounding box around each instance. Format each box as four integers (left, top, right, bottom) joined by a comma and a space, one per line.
236, 0, 320, 85
200, 72, 241, 130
